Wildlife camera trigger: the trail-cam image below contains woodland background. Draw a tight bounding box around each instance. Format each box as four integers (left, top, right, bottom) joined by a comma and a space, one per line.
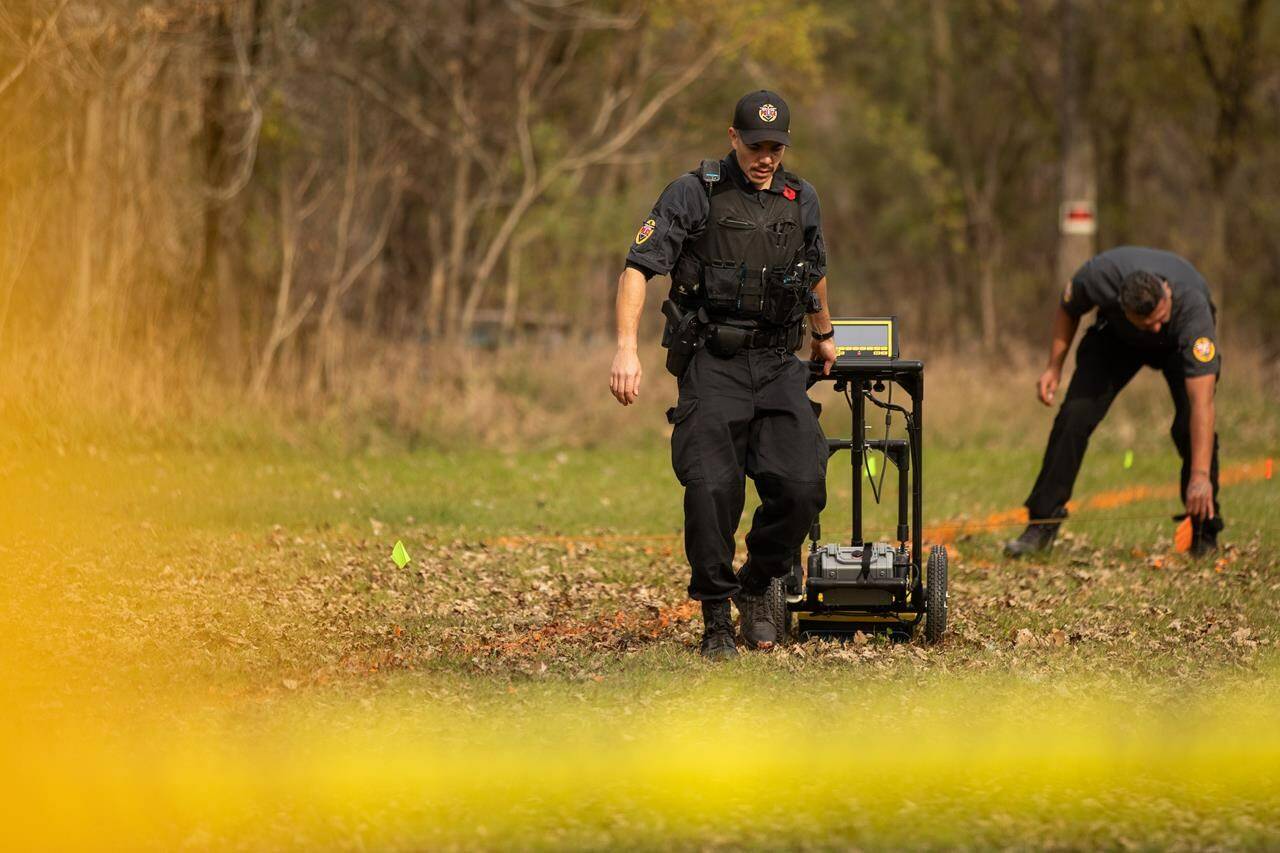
1, 0, 1278, 440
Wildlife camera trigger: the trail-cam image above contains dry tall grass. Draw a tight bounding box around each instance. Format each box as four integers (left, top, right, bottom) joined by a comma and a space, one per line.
1, 323, 1276, 455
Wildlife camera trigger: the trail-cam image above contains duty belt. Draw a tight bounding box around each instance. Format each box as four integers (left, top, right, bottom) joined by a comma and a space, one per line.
710, 323, 794, 350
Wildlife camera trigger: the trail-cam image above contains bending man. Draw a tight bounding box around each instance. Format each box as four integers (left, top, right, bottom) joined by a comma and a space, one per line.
1006, 246, 1223, 557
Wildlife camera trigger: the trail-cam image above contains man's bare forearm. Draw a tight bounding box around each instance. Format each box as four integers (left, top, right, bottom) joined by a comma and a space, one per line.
1186, 375, 1216, 477
615, 267, 648, 350
809, 276, 832, 333
1046, 304, 1080, 371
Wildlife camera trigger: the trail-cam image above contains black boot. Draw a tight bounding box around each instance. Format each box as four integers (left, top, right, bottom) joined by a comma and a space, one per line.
732, 565, 777, 650
699, 600, 738, 661
1004, 507, 1067, 557
1190, 517, 1224, 557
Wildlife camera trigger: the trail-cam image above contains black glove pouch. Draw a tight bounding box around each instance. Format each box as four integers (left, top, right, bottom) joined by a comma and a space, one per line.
705, 325, 748, 358
702, 262, 743, 312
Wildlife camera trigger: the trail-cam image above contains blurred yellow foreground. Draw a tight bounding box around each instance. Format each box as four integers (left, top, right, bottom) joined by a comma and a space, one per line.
4, 669, 1278, 850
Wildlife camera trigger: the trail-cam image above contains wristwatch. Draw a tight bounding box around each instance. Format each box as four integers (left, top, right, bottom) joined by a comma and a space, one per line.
811, 327, 835, 341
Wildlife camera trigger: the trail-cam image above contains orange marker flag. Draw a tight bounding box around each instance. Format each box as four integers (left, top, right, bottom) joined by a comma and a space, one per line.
1266, 458, 1273, 481
1174, 516, 1193, 553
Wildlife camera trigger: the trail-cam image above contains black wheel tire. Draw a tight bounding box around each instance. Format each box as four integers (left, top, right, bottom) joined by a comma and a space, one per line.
924, 544, 948, 645
767, 576, 793, 644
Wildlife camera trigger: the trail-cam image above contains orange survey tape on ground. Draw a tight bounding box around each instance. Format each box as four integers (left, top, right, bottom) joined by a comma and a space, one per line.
926, 457, 1273, 543
483, 457, 1274, 552
468, 458, 1273, 656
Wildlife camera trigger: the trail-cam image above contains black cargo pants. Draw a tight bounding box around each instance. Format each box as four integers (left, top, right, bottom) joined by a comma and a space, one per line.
667, 346, 828, 601
1025, 325, 1222, 524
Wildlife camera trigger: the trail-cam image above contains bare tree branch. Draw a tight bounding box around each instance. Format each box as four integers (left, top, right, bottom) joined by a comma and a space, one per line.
204, 17, 264, 202
1188, 17, 1224, 93
334, 172, 404, 300
459, 34, 731, 332
0, 0, 71, 99
505, 0, 642, 32
327, 59, 444, 143
252, 168, 319, 397
560, 41, 726, 169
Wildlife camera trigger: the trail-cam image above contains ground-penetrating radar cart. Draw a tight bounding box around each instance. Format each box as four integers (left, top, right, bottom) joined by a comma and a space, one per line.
768, 317, 948, 643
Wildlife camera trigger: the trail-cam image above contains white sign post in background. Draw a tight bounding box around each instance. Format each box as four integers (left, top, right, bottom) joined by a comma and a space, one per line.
1060, 200, 1097, 235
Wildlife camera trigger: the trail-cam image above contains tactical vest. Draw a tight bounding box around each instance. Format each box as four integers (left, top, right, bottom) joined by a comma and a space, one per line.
669, 160, 810, 329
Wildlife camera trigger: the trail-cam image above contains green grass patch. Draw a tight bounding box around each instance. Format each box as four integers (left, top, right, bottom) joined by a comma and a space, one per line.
2, 373, 1277, 849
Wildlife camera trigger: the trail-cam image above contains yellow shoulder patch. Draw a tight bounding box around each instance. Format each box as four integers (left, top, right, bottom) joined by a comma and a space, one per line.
634, 218, 656, 246
1192, 337, 1216, 363
1062, 280, 1073, 304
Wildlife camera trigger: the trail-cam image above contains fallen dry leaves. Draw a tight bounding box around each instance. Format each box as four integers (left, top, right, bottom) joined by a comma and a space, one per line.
6, 479, 1273, 702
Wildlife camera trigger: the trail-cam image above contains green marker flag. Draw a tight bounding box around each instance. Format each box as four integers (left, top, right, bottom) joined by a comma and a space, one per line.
1123, 450, 1134, 470
867, 456, 877, 477
391, 540, 410, 568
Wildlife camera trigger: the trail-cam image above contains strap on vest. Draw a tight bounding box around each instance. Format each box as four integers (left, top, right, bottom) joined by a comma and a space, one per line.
695, 159, 802, 202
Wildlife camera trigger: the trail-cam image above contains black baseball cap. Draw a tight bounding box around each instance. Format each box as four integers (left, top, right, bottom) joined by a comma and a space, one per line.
732, 90, 791, 145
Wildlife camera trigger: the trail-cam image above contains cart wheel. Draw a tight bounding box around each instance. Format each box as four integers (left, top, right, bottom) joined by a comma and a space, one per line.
767, 576, 793, 644
923, 544, 948, 645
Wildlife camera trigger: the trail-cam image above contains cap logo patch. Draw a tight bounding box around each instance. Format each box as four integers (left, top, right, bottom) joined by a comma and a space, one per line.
634, 218, 656, 245
758, 103, 778, 123
1192, 337, 1216, 363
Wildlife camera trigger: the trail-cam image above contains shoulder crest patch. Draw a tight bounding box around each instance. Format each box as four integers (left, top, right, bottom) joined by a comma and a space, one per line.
634, 218, 656, 245
1063, 280, 1073, 304
1192, 337, 1216, 363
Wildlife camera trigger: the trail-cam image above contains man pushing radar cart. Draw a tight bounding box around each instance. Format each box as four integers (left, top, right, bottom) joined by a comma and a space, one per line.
609, 90, 945, 658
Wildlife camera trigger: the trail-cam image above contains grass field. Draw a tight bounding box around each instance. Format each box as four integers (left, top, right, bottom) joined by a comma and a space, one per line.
2, 352, 1278, 850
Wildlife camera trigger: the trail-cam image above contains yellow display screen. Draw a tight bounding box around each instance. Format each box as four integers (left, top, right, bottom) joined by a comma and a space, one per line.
832, 318, 895, 359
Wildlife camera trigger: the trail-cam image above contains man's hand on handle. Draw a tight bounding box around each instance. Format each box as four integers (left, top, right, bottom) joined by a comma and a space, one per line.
610, 346, 642, 406
810, 337, 836, 375
1037, 367, 1061, 406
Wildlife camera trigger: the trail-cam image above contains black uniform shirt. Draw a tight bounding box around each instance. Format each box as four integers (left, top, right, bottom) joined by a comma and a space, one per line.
1063, 246, 1220, 376
624, 151, 827, 282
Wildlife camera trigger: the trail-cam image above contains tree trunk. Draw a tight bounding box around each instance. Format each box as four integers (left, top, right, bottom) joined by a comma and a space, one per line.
1098, 105, 1132, 247
500, 239, 521, 336
73, 88, 105, 330
928, 0, 962, 350
1056, 0, 1097, 292
1189, 0, 1267, 327
309, 98, 360, 395
251, 177, 315, 398
361, 260, 385, 341
443, 154, 472, 340
198, 5, 233, 327
978, 234, 1001, 353
1207, 193, 1228, 324
425, 211, 447, 339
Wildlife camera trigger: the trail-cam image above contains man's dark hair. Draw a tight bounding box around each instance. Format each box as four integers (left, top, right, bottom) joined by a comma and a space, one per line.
1119, 270, 1164, 316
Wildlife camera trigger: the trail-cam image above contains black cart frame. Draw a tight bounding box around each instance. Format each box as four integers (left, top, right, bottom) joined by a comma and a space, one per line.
790, 356, 935, 632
